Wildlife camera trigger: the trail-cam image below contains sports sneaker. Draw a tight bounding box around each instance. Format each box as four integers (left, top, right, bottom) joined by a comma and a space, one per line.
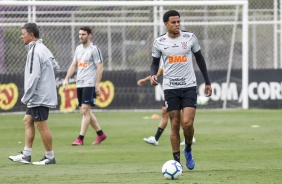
8, 151, 31, 164
192, 137, 196, 144
72, 138, 83, 146
32, 156, 56, 165
143, 136, 158, 146
183, 148, 195, 170
92, 133, 107, 144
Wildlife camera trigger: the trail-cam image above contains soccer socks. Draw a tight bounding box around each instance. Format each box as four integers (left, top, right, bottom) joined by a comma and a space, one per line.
22, 147, 54, 161
154, 127, 164, 141
96, 130, 104, 136
173, 151, 181, 163
78, 135, 84, 141
23, 147, 32, 156
185, 143, 192, 152
45, 150, 55, 160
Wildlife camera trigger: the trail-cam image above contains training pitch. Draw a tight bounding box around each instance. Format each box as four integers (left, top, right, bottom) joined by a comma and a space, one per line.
1, 109, 281, 183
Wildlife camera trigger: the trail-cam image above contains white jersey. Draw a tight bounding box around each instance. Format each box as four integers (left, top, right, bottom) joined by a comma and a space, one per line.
159, 58, 164, 69
152, 30, 201, 90
74, 43, 103, 88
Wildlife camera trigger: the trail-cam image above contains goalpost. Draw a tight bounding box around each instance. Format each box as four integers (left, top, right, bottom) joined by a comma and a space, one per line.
0, 0, 249, 109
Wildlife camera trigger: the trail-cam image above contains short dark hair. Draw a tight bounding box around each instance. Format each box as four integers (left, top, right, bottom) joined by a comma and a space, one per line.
22, 23, 39, 38
80, 26, 92, 35
163, 10, 180, 23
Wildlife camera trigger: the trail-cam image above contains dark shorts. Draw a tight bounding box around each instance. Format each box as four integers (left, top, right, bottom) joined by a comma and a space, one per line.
164, 86, 197, 112
77, 87, 96, 107
26, 106, 50, 122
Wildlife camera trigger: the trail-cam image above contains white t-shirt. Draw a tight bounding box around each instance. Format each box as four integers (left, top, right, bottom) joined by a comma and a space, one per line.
152, 30, 201, 90
73, 43, 103, 88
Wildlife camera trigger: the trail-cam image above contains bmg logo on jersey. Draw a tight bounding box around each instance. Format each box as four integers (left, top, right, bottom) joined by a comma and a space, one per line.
168, 55, 187, 63
77, 61, 88, 68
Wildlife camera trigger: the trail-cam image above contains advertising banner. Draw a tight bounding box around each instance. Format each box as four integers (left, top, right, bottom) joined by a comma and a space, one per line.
0, 69, 281, 113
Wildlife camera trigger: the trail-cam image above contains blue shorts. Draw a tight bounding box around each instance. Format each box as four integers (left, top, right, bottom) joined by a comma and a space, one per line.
77, 87, 96, 107
164, 86, 197, 112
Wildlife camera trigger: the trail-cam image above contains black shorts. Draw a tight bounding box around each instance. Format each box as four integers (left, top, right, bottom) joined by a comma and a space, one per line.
77, 87, 96, 107
26, 106, 50, 122
164, 86, 197, 112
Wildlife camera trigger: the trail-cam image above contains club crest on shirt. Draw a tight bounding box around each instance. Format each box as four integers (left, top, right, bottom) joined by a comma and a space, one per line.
181, 42, 188, 49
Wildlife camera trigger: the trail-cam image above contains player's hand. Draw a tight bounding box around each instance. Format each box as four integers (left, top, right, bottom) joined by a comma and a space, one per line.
150, 75, 158, 86
96, 89, 101, 97
137, 79, 145, 86
63, 79, 68, 90
205, 85, 212, 97
95, 84, 101, 97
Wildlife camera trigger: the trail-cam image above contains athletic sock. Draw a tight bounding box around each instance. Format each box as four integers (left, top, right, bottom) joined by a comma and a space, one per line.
185, 143, 192, 152
154, 127, 164, 141
23, 147, 32, 156
45, 150, 54, 160
78, 135, 84, 141
173, 151, 181, 163
96, 130, 104, 136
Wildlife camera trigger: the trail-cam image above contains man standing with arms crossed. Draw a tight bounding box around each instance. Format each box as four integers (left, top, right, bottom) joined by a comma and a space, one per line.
63, 26, 106, 146
150, 10, 212, 170
9, 23, 60, 165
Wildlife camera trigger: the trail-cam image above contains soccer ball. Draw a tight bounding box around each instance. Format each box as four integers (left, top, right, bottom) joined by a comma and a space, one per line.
197, 95, 209, 105
162, 160, 183, 180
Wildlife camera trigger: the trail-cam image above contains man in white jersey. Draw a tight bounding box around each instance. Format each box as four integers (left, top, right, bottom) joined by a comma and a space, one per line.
63, 26, 107, 146
150, 10, 212, 170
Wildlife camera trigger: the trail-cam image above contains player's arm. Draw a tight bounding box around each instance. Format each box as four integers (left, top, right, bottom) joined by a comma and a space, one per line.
137, 75, 151, 86
137, 67, 163, 86
63, 59, 77, 90
156, 67, 164, 77
93, 47, 104, 96
51, 58, 60, 73
21, 52, 41, 104
95, 62, 103, 96
150, 57, 160, 86
193, 50, 212, 97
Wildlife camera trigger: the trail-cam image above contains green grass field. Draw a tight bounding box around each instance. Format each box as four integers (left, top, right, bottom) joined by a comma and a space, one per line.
1, 109, 282, 184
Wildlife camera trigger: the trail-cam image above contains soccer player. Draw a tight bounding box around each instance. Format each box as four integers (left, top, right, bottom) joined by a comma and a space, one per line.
137, 68, 196, 146
8, 23, 60, 165
63, 26, 107, 146
150, 10, 212, 170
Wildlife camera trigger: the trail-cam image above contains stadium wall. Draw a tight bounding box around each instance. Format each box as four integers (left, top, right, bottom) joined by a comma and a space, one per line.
0, 69, 281, 113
